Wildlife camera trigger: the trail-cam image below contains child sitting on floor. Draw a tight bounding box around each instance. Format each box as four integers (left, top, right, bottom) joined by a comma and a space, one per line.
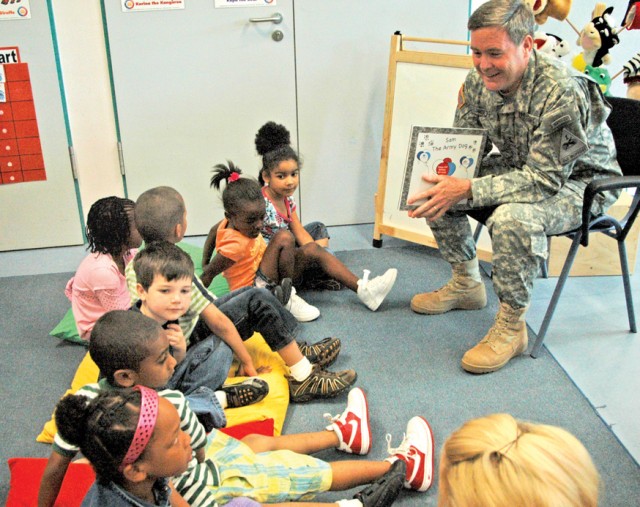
255, 122, 399, 297
38, 311, 209, 507
55, 387, 407, 507
201, 164, 397, 322
438, 413, 600, 507
255, 122, 340, 292
132, 240, 270, 429
43, 310, 433, 506
65, 196, 142, 341
128, 186, 355, 404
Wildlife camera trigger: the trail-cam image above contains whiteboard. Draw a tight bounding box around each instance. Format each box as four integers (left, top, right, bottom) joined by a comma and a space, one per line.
374, 35, 493, 258
383, 62, 471, 229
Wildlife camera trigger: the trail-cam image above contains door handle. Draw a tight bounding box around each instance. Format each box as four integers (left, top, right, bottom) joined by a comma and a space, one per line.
249, 12, 283, 24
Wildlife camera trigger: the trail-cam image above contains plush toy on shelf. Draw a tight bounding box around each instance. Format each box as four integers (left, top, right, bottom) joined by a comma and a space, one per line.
622, 0, 640, 29
622, 52, 640, 99
584, 65, 612, 95
572, 4, 620, 72
533, 31, 573, 61
523, 0, 573, 24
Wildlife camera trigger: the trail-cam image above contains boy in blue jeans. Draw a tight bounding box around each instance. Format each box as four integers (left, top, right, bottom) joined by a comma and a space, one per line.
131, 240, 270, 430
40, 311, 434, 507
127, 186, 356, 408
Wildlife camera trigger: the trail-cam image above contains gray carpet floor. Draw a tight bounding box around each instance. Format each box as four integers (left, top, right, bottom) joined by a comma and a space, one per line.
1, 245, 638, 505
288, 245, 640, 506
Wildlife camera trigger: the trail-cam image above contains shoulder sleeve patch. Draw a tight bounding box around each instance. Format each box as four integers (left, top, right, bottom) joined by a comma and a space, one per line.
457, 84, 465, 109
559, 128, 589, 164
541, 103, 590, 165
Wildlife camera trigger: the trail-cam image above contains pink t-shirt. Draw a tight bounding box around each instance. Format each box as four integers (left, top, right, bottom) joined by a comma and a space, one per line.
215, 219, 266, 291
65, 250, 137, 340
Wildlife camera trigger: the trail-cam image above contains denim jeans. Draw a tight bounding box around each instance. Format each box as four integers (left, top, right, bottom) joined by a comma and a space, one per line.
304, 221, 329, 242
201, 285, 299, 352
176, 286, 299, 430
165, 335, 233, 431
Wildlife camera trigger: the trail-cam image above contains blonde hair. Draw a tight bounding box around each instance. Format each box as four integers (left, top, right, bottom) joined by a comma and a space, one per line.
438, 414, 600, 507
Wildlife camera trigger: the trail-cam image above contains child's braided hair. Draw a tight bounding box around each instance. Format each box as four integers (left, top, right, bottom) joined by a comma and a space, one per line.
55, 389, 142, 485
86, 196, 136, 258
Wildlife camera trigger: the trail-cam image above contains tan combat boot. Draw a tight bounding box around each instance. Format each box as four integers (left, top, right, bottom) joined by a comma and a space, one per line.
461, 302, 528, 374
411, 260, 487, 314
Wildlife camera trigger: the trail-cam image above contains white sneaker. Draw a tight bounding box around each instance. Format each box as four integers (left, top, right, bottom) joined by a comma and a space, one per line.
357, 268, 397, 311
286, 287, 320, 322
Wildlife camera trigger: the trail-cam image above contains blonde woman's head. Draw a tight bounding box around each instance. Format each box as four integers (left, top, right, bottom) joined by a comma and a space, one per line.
438, 413, 599, 507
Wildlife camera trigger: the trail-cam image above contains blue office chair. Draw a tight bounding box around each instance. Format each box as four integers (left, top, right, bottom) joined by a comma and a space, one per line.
474, 96, 640, 358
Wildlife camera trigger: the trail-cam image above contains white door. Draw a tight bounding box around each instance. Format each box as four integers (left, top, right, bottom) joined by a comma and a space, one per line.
103, 1, 297, 235
0, 7, 83, 251
294, 0, 471, 226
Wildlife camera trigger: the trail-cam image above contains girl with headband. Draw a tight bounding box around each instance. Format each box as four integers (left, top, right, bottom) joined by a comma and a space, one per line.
55, 386, 407, 506
54, 386, 191, 505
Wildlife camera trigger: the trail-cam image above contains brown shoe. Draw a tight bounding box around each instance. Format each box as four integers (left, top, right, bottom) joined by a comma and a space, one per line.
411, 263, 486, 315
288, 365, 357, 403
461, 302, 528, 374
298, 337, 341, 368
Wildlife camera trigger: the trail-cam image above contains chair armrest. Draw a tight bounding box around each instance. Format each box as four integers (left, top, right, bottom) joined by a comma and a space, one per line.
581, 176, 640, 246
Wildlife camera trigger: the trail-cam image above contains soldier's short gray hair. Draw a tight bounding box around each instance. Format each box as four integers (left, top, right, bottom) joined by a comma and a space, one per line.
468, 0, 534, 46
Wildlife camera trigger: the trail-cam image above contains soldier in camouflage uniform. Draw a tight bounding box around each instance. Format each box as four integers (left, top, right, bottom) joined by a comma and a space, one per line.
407, 0, 621, 374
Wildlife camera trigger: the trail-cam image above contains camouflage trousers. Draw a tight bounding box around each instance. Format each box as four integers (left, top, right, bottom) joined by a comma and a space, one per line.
428, 181, 611, 308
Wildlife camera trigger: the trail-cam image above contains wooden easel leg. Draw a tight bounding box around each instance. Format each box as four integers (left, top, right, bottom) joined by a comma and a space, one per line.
373, 192, 383, 247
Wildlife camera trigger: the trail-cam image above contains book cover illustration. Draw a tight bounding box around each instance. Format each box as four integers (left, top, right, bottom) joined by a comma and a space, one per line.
399, 126, 487, 211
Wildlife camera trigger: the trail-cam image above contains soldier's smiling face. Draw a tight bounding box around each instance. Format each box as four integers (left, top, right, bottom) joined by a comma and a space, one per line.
470, 26, 533, 96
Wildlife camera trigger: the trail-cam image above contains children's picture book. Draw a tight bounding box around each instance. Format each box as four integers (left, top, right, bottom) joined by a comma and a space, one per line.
399, 126, 487, 211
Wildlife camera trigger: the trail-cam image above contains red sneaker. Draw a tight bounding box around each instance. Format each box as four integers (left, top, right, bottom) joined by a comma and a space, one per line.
325, 387, 371, 455
386, 416, 434, 492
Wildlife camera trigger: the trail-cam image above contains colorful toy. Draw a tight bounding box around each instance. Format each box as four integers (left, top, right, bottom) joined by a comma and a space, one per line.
572, 4, 620, 71
533, 31, 573, 61
523, 0, 573, 25
622, 52, 640, 99
623, 1, 640, 29
584, 65, 612, 95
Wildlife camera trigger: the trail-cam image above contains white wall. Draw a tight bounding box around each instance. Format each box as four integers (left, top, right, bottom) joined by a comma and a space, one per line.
17, 0, 640, 244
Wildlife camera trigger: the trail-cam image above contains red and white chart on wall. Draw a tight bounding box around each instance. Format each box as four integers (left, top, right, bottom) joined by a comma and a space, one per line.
0, 46, 46, 185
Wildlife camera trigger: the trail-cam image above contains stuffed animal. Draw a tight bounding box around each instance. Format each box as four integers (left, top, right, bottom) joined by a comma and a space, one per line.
523, 0, 573, 24
533, 31, 573, 61
573, 4, 620, 71
623, 0, 640, 29
584, 65, 612, 95
622, 52, 640, 99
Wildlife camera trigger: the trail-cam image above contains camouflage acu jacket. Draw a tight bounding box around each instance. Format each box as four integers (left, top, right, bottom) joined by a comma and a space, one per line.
455, 50, 622, 209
